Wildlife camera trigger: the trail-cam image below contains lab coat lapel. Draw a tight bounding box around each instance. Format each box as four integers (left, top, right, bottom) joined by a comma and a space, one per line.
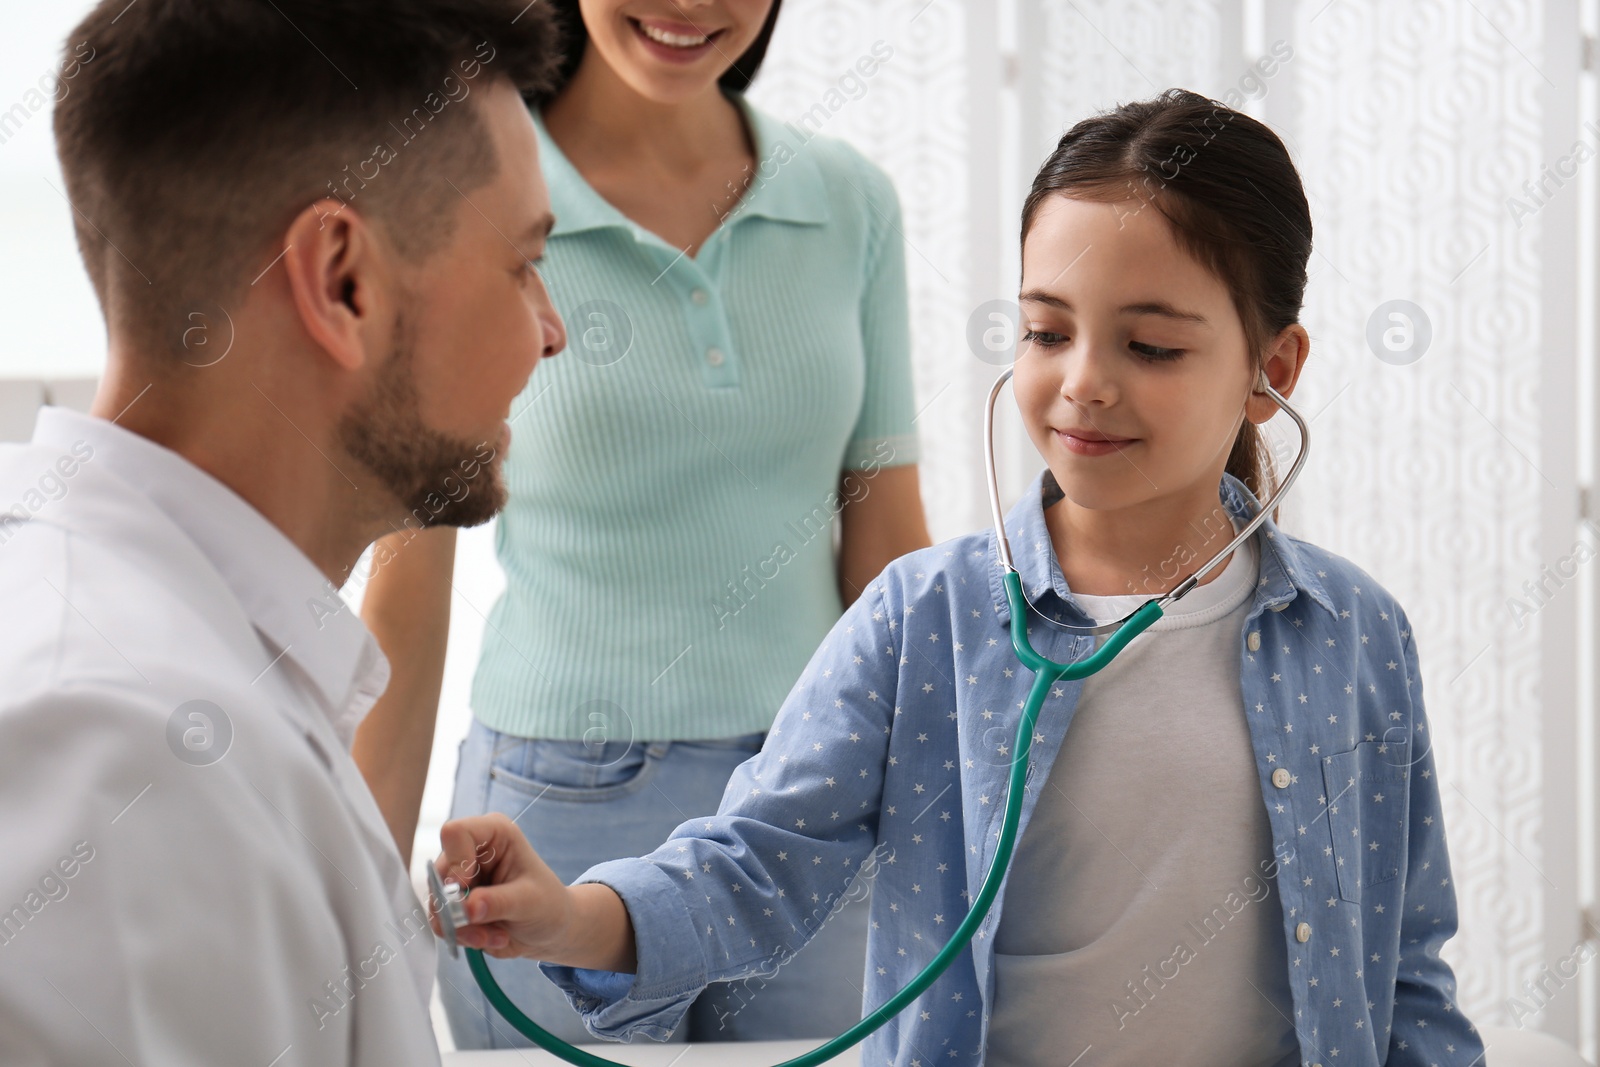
2, 440, 417, 940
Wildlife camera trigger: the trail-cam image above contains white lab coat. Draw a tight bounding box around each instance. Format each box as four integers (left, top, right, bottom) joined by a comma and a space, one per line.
0, 407, 441, 1066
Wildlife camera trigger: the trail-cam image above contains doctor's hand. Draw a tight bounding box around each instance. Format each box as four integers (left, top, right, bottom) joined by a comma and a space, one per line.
432, 814, 638, 973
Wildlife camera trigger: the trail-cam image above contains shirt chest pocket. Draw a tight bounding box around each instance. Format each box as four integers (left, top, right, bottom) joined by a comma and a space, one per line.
1320, 739, 1411, 903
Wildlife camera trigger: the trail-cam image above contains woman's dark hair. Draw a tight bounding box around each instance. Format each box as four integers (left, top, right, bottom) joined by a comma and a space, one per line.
535, 0, 783, 102
1021, 88, 1311, 506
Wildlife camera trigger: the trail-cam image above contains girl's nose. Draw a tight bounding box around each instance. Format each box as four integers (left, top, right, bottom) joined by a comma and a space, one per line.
1058, 336, 1119, 407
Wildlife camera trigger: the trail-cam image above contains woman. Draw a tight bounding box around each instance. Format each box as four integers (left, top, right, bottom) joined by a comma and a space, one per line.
354, 0, 931, 1049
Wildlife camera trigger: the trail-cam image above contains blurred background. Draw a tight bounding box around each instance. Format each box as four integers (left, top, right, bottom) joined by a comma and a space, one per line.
4, 0, 1598, 1057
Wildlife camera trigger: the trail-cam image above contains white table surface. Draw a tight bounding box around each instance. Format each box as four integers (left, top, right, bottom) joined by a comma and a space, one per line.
441, 1040, 859, 1065
440, 1027, 1595, 1066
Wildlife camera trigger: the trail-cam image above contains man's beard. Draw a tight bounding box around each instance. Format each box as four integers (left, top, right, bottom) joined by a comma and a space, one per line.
338, 320, 508, 530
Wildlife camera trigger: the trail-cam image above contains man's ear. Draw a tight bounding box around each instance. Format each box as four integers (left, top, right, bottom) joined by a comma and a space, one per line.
1244, 323, 1311, 426
279, 199, 393, 373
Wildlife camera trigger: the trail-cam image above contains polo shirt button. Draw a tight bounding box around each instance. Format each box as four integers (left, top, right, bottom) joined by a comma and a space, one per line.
706, 347, 725, 366
1295, 922, 1311, 943
1247, 631, 1261, 651
1272, 768, 1291, 789
691, 288, 709, 305
1270, 601, 1288, 611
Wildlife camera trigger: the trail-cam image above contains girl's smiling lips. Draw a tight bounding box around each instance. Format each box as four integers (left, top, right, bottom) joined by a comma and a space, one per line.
1056, 426, 1138, 457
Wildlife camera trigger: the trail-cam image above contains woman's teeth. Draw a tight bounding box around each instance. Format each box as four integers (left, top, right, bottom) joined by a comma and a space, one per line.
638, 22, 712, 47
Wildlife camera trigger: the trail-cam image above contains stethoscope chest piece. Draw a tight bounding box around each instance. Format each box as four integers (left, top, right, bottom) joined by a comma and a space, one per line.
427, 862, 471, 959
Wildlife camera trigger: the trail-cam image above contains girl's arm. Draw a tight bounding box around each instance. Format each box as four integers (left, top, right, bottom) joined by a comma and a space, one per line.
433, 812, 637, 973
1383, 617, 1486, 1065
351, 526, 456, 867
439, 577, 906, 1041
836, 463, 930, 607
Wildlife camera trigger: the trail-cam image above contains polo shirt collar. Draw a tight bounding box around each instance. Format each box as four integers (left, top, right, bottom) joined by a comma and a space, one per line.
531, 93, 829, 240
988, 467, 1338, 626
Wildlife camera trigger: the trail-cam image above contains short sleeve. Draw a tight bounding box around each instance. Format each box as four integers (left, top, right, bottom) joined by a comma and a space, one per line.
843, 151, 920, 471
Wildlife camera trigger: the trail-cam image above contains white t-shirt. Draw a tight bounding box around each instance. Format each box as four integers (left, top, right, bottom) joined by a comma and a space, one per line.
987, 521, 1299, 1067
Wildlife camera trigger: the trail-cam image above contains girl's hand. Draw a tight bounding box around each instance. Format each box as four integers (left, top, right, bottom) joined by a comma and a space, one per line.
431, 813, 573, 960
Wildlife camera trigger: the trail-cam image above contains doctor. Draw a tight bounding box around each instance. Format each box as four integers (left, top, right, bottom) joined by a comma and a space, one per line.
0, 1, 563, 1063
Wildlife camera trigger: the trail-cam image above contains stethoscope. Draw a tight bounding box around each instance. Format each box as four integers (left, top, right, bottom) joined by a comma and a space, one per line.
430, 367, 1311, 1067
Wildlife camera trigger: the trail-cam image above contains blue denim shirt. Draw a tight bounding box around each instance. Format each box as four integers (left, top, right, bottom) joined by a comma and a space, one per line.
544, 470, 1483, 1067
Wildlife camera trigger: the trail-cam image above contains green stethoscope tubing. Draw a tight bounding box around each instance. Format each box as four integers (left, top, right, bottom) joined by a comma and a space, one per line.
462, 367, 1308, 1066
464, 586, 1163, 1067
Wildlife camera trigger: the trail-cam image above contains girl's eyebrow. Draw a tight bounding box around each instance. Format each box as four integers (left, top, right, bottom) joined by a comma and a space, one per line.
1018, 288, 1209, 325
1123, 300, 1209, 324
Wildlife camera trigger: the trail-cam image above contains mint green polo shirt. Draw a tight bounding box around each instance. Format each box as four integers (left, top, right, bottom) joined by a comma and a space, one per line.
469, 97, 920, 741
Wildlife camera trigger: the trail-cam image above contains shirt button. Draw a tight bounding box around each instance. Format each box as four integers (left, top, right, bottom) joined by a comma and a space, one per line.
1247, 631, 1261, 652
1295, 922, 1311, 943
706, 347, 725, 366
1269, 602, 1288, 612
691, 288, 709, 305
1272, 768, 1291, 789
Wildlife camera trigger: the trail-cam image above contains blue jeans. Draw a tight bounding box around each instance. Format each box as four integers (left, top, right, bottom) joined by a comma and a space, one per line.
438, 718, 871, 1049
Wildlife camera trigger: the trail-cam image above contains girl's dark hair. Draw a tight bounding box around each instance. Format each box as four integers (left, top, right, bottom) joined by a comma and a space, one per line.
534, 1, 783, 102
1021, 88, 1311, 507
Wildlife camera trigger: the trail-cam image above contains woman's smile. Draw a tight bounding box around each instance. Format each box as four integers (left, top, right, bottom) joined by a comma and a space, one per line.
629, 16, 724, 62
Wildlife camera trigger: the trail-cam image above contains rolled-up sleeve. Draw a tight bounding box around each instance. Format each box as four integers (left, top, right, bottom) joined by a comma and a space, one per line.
540, 860, 710, 1041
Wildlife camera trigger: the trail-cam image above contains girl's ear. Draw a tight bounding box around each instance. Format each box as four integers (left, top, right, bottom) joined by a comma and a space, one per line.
1245, 323, 1311, 425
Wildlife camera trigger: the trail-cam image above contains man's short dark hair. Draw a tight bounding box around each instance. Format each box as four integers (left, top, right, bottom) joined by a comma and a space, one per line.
54, 0, 562, 358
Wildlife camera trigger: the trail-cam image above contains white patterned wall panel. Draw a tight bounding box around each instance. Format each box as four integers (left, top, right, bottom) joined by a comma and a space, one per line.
1279, 0, 1553, 1027
1022, 0, 1231, 164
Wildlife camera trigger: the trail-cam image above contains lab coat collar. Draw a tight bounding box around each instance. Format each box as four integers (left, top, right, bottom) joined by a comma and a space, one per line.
532, 92, 830, 241
29, 406, 391, 748
987, 467, 1339, 627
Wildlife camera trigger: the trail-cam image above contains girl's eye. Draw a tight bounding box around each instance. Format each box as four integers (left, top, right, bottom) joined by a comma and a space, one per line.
1130, 341, 1184, 361
522, 257, 544, 279
1021, 328, 1067, 348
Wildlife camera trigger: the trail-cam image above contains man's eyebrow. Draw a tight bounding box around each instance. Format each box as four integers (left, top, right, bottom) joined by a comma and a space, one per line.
1018, 288, 1208, 324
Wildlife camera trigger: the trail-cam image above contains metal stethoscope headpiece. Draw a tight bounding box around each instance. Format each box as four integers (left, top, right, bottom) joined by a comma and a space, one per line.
982, 365, 1311, 637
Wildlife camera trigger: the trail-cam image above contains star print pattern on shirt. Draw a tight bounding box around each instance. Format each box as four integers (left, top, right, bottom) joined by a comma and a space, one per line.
542, 470, 1483, 1067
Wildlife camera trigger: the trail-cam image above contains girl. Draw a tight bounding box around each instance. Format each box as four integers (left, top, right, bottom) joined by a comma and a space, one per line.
433, 89, 1483, 1067
354, 0, 930, 1049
